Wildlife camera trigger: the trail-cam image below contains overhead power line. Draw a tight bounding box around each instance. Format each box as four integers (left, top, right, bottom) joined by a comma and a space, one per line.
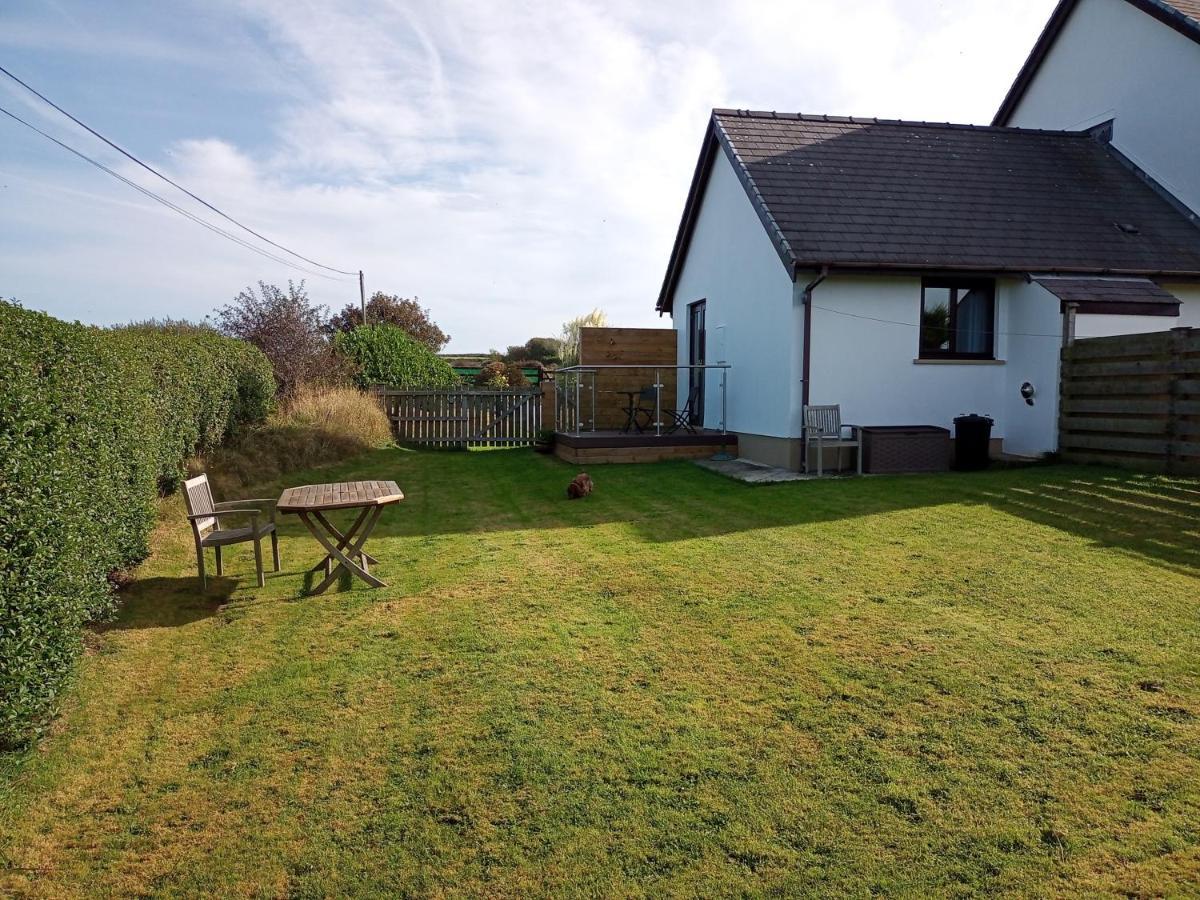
0, 63, 356, 277
0, 103, 341, 280
810, 303, 1063, 339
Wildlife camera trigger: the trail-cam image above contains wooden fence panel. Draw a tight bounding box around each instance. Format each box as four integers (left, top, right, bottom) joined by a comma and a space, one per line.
1059, 327, 1200, 473
374, 388, 542, 447
579, 327, 678, 430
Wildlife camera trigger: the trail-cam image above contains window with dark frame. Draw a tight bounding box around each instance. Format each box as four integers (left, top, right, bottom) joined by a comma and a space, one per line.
919, 278, 996, 360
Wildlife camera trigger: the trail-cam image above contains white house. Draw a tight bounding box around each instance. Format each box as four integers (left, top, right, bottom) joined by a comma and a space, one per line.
656, 0, 1200, 470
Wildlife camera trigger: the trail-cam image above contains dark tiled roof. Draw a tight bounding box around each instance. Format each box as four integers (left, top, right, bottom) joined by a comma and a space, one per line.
716, 110, 1200, 275
657, 110, 1200, 313
994, 0, 1200, 126
736, 112, 1200, 271
1034, 275, 1182, 315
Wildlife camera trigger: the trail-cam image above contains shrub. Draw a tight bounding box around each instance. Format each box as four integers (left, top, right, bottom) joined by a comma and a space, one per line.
0, 302, 273, 748
327, 292, 450, 351
198, 385, 393, 499
214, 281, 336, 398
502, 337, 561, 366
333, 324, 459, 389
473, 360, 532, 389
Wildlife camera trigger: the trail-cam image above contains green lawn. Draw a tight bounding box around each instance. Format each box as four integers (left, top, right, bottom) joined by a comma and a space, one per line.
2, 449, 1199, 897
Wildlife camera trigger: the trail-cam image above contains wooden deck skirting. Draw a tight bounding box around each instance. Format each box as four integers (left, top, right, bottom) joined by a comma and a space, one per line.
554, 429, 736, 465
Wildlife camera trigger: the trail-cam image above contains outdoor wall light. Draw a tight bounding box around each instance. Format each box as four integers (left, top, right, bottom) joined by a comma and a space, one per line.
1020, 382, 1036, 406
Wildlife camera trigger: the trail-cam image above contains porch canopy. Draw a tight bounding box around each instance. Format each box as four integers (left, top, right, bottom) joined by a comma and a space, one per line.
1033, 276, 1182, 317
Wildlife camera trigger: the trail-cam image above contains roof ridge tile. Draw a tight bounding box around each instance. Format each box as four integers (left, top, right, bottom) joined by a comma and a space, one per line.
711, 107, 1090, 138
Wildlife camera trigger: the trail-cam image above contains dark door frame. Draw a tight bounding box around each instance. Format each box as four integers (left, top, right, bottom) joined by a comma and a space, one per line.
687, 299, 706, 427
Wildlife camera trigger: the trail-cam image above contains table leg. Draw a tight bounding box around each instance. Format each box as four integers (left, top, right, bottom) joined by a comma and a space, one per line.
300, 508, 386, 594
307, 508, 378, 572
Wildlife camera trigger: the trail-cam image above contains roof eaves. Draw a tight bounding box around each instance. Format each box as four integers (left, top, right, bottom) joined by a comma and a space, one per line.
789, 260, 1200, 279
655, 122, 720, 315
994, 0, 1200, 126
1100, 139, 1200, 226
709, 113, 800, 277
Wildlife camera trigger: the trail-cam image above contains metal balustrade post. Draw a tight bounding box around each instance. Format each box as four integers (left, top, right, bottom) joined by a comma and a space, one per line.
590, 372, 596, 432
575, 373, 583, 435
720, 367, 727, 434
655, 368, 662, 437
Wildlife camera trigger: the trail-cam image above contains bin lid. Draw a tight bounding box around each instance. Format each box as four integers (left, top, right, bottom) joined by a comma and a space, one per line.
953, 413, 994, 424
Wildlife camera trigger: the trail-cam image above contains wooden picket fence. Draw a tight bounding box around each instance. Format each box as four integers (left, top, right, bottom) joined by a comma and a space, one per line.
373, 387, 543, 447
1059, 326, 1200, 473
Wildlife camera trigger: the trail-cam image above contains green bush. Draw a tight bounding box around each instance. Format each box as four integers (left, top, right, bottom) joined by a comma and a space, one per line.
0, 303, 273, 748
333, 324, 460, 389
109, 323, 275, 491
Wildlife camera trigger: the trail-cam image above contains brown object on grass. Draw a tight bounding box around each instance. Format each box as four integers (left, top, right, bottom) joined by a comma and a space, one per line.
567, 472, 594, 499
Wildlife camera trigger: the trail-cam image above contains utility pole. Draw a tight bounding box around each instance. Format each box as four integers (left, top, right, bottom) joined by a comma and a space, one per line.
359, 270, 367, 325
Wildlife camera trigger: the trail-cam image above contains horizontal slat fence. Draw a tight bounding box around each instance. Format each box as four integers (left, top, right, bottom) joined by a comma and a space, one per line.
1059, 326, 1200, 473
373, 387, 542, 447
579, 327, 677, 430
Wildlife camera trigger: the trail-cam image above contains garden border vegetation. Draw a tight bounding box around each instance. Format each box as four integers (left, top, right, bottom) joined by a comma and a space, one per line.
0, 304, 274, 748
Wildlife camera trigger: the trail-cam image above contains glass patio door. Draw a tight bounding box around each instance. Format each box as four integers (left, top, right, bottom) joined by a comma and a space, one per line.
687, 300, 705, 427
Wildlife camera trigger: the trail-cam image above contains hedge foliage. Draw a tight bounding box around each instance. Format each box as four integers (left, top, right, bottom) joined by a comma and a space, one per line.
108, 323, 275, 491
0, 304, 273, 748
333, 324, 460, 389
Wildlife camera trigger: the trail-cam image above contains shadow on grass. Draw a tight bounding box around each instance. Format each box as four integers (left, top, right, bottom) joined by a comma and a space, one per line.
98, 576, 237, 631
323, 447, 1200, 577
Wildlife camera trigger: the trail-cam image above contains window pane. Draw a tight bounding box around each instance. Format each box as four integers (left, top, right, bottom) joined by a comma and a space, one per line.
920, 287, 951, 352
955, 287, 992, 354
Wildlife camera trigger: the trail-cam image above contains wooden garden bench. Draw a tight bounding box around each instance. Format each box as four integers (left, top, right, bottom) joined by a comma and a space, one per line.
804, 404, 863, 476
183, 473, 280, 589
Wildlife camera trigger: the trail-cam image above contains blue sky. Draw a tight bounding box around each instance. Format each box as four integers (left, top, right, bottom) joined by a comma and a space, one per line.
1, 0, 1056, 351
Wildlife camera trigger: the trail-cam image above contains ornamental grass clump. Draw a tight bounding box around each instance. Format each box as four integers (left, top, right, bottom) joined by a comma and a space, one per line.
198, 385, 394, 498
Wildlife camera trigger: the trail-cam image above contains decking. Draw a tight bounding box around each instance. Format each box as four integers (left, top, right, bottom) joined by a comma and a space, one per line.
554, 429, 736, 464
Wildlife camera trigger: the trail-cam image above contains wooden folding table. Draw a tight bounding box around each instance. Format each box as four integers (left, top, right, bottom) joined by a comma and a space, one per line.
277, 480, 404, 595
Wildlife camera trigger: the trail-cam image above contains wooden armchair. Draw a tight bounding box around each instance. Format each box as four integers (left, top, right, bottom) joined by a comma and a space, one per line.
183, 474, 280, 589
803, 404, 863, 476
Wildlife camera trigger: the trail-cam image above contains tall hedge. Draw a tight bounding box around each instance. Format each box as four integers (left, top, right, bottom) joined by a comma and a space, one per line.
108, 324, 275, 492
0, 303, 274, 748
333, 324, 460, 389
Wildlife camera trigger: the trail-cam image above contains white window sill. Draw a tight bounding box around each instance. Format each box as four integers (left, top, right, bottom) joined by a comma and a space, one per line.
912, 358, 1005, 366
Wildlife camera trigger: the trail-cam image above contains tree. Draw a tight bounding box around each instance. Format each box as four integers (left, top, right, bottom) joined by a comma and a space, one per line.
213, 281, 334, 398
326, 292, 450, 352
558, 309, 607, 367
502, 336, 562, 366
333, 325, 460, 389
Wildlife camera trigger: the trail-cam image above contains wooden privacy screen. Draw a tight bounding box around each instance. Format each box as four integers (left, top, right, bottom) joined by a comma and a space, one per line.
578, 327, 678, 430
1059, 327, 1200, 473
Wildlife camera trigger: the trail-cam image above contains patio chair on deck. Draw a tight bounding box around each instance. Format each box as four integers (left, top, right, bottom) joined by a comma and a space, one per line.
666, 384, 702, 435
183, 473, 280, 589
621, 386, 657, 433
804, 404, 862, 476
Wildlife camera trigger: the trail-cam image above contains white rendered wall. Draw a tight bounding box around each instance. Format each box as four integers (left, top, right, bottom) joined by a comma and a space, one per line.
1005, 0, 1200, 215
807, 276, 1069, 455
1074, 284, 1200, 337
668, 148, 798, 437
1003, 281, 1067, 456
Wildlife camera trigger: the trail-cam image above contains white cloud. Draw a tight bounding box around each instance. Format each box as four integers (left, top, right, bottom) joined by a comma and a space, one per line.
1, 0, 1057, 348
